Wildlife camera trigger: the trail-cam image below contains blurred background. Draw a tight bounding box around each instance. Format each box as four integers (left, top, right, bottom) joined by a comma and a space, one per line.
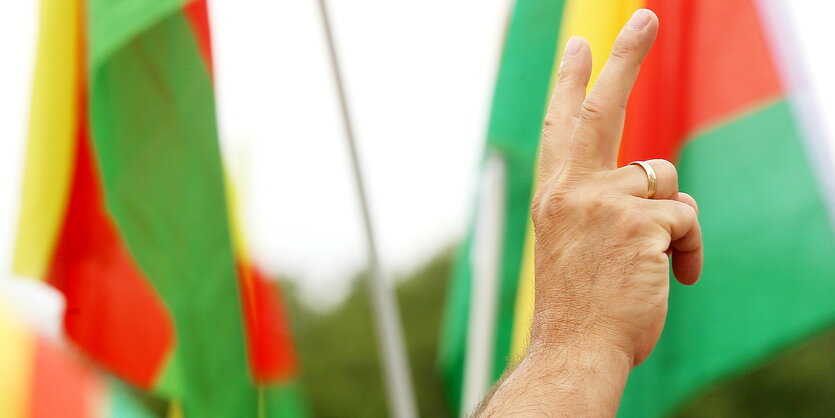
1, 0, 834, 417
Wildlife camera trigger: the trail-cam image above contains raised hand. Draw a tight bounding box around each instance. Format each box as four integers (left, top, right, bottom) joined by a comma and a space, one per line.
477, 9, 704, 417
530, 8, 702, 368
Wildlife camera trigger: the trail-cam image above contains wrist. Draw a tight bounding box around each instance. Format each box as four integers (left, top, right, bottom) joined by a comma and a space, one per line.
474, 329, 633, 417
519, 342, 632, 415
526, 339, 632, 375
529, 302, 641, 366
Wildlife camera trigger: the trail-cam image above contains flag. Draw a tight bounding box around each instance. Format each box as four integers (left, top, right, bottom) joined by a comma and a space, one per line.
13, 0, 306, 416
439, 0, 835, 416
0, 300, 157, 418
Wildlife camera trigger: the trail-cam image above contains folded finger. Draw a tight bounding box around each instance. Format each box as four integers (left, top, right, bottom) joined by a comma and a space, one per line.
642, 199, 703, 285
676, 192, 698, 215
672, 217, 703, 285
611, 159, 678, 200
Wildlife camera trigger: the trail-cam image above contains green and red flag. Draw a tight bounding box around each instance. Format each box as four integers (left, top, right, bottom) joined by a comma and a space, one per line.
440, 0, 835, 416
13, 0, 305, 416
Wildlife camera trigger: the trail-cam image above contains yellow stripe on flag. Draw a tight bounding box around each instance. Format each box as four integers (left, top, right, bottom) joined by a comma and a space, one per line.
0, 304, 35, 418
224, 176, 259, 318
510, 0, 646, 359
509, 222, 535, 359
13, 0, 81, 279
556, 0, 645, 88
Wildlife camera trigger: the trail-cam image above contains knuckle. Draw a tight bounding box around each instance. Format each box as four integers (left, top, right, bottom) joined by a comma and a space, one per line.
619, 205, 652, 234
533, 177, 626, 226
654, 159, 678, 185
681, 203, 697, 223
545, 189, 571, 215
580, 98, 607, 124
644, 246, 670, 266
541, 116, 558, 137
567, 187, 616, 219
610, 36, 637, 62
582, 192, 609, 215
532, 181, 576, 224
531, 191, 559, 224
543, 117, 557, 127
671, 199, 695, 217
530, 191, 545, 221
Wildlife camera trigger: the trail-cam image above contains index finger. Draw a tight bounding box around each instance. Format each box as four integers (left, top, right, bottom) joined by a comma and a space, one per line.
567, 9, 659, 172
538, 36, 592, 188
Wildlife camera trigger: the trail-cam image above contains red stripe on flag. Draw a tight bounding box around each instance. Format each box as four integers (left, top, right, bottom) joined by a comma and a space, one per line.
29, 338, 103, 418
183, 0, 214, 77
237, 263, 297, 382
620, 0, 783, 164
47, 101, 174, 389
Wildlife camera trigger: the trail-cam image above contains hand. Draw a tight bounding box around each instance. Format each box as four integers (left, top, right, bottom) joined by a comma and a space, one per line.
475, 10, 703, 417
529, 9, 703, 367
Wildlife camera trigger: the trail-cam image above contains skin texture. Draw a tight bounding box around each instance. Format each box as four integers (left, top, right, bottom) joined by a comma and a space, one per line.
475, 10, 703, 417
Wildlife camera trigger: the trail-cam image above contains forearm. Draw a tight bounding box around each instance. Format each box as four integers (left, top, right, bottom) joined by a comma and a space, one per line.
474, 345, 631, 417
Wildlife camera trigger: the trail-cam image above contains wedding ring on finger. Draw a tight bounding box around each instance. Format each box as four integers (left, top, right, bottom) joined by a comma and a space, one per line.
629, 160, 657, 199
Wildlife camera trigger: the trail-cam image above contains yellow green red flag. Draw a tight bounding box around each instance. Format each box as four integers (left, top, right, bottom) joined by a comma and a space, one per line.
440, 0, 835, 416
14, 0, 306, 416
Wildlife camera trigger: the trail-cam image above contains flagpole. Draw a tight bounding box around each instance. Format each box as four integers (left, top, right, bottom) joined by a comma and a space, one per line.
314, 1, 418, 417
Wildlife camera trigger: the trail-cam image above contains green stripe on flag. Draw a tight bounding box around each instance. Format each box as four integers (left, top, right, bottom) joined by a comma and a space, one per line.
89, 10, 256, 417
619, 99, 835, 417
89, 0, 184, 69
440, 0, 566, 411
438, 233, 473, 411
263, 381, 309, 418
480, 0, 567, 381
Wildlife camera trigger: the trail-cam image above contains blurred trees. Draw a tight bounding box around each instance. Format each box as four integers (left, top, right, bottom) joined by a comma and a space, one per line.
282, 251, 834, 417
283, 253, 453, 417
674, 330, 835, 417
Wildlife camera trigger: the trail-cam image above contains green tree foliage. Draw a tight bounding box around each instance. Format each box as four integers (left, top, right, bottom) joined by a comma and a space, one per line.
283, 253, 454, 417
674, 330, 835, 418
282, 251, 834, 417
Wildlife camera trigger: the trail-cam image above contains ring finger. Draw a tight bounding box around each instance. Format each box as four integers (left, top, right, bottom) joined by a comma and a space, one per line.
611, 158, 678, 199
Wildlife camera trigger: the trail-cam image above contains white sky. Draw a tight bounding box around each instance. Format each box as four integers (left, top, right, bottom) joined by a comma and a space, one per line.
2, 1, 835, 314
209, 0, 509, 306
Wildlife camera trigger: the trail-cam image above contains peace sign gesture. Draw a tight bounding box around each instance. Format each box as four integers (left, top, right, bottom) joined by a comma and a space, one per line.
529, 9, 703, 369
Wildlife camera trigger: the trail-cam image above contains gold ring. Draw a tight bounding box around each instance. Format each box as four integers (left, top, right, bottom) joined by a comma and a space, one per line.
629, 161, 657, 199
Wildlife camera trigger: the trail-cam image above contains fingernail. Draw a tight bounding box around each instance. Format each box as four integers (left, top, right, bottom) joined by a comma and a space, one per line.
562, 36, 582, 60
626, 9, 651, 31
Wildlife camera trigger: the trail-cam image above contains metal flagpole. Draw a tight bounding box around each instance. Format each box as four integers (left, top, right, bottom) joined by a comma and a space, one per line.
314, 1, 418, 417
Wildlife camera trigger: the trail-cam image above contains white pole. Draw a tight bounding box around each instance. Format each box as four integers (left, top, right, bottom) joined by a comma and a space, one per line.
461, 154, 505, 416
314, 1, 418, 417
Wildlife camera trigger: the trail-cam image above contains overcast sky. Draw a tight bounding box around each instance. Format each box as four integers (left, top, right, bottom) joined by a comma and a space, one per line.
2, 1, 835, 312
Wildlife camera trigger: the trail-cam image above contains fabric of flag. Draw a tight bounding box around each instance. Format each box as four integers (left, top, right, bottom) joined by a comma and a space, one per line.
13, 0, 306, 416
439, 0, 835, 416
0, 301, 157, 418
